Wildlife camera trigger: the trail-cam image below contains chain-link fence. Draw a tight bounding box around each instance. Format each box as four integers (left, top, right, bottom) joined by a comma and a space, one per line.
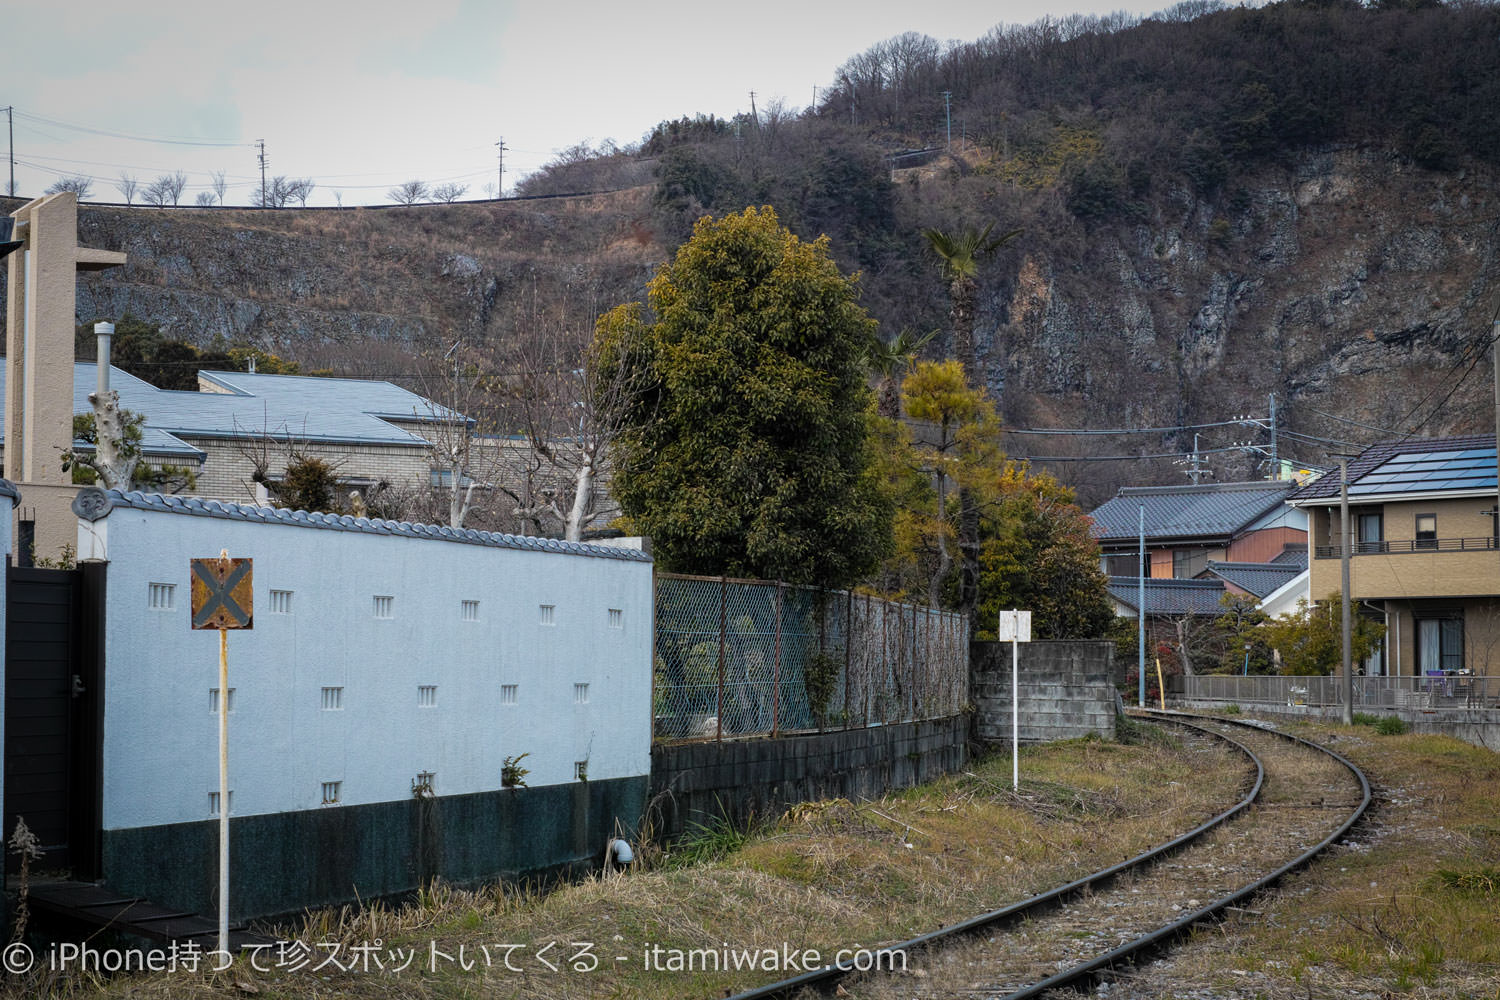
653, 574, 968, 741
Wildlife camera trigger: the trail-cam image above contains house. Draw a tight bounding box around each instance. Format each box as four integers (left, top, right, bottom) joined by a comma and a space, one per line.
1203, 548, 1309, 618
1090, 481, 1308, 580
1286, 434, 1498, 678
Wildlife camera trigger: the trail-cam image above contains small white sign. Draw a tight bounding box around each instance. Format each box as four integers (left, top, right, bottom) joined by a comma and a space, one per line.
997, 609, 1032, 643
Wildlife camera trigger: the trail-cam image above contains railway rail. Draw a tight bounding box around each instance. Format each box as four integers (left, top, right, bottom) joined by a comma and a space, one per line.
729, 709, 1371, 1000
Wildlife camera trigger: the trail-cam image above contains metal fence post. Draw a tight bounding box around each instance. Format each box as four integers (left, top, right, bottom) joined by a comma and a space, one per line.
844, 589, 853, 729
717, 576, 726, 742
772, 582, 782, 737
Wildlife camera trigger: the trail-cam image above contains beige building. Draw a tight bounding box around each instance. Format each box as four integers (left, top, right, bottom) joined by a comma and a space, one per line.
1289, 435, 1500, 678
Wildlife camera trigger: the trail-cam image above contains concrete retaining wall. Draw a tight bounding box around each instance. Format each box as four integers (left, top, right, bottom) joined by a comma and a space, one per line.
649, 715, 968, 840
972, 640, 1117, 745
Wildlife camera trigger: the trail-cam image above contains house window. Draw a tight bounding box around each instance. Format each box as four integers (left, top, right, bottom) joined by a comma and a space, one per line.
608, 608, 623, 629
208, 791, 233, 817
500, 684, 519, 705
149, 583, 175, 610
373, 595, 394, 619
321, 781, 342, 806
1104, 553, 1145, 578
413, 771, 436, 796
418, 685, 438, 708
209, 688, 236, 713
269, 589, 294, 614
461, 600, 480, 622
321, 686, 344, 711
1172, 549, 1208, 580
1356, 512, 1383, 553
539, 604, 556, 626
1415, 514, 1438, 550
1417, 615, 1463, 673
574, 682, 590, 704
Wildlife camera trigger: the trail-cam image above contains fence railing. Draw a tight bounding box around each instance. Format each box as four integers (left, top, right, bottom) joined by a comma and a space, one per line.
1178, 673, 1500, 711
653, 574, 968, 742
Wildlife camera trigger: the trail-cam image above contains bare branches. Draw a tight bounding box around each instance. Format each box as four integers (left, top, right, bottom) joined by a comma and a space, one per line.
388, 180, 430, 205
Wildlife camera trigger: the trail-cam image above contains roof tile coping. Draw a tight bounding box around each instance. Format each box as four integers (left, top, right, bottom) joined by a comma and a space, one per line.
80, 488, 652, 563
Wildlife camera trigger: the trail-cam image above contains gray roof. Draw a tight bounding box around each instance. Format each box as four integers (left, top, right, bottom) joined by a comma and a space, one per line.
1288, 434, 1496, 503
1270, 547, 1308, 569
0, 361, 464, 456
1108, 576, 1228, 616
1090, 481, 1298, 546
1203, 560, 1304, 599
80, 488, 652, 562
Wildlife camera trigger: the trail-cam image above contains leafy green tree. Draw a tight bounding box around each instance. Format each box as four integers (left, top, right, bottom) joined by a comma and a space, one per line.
901, 359, 984, 607
601, 206, 892, 588
975, 466, 1115, 641
1259, 593, 1386, 676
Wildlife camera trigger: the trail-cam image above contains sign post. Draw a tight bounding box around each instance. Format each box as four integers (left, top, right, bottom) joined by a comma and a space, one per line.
190, 551, 253, 959
996, 609, 1032, 791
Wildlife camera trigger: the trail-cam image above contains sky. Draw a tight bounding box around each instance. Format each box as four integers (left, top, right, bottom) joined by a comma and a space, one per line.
3, 0, 1178, 208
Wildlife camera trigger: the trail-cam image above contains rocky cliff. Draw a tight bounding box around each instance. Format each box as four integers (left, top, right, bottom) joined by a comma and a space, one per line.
4, 145, 1494, 498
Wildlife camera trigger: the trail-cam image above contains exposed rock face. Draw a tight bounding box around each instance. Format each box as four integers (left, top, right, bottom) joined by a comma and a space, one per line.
990, 147, 1496, 477
2, 147, 1491, 490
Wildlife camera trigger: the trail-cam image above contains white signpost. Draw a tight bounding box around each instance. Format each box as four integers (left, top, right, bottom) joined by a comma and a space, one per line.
997, 609, 1032, 790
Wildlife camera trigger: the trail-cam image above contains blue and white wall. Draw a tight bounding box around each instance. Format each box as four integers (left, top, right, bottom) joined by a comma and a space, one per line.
76, 490, 653, 919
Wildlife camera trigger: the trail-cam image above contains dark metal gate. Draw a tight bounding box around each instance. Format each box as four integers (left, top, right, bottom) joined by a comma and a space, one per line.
4, 563, 104, 878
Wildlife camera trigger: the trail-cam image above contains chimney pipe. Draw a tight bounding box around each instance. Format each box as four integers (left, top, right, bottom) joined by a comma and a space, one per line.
95, 321, 114, 394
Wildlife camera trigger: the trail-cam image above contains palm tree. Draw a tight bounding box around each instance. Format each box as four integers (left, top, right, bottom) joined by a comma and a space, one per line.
922, 222, 1020, 627
921, 223, 1021, 392
866, 327, 937, 418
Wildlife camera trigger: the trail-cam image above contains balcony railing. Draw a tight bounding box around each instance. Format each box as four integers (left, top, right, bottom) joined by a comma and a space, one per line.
1315, 536, 1498, 559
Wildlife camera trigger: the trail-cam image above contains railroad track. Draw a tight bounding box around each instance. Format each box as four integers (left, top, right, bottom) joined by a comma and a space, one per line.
729, 709, 1371, 1000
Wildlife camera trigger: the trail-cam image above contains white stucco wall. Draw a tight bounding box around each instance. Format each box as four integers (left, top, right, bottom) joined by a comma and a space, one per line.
81, 496, 652, 832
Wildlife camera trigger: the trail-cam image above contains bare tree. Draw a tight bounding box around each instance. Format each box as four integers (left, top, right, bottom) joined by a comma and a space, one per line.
194, 191, 216, 207
45, 175, 93, 199
143, 172, 188, 207
210, 170, 227, 206
432, 182, 469, 203
388, 179, 430, 205
251, 176, 315, 208
115, 172, 138, 205
290, 177, 315, 207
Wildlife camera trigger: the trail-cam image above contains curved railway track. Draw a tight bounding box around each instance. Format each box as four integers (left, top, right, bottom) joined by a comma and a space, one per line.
729, 709, 1371, 1000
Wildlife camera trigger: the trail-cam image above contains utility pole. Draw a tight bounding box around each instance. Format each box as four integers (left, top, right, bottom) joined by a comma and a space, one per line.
942, 91, 952, 150
1338, 454, 1354, 726
1268, 392, 1279, 478
495, 138, 506, 198
1189, 433, 1203, 484
256, 139, 267, 207
5, 106, 12, 197
1492, 319, 1500, 562
1138, 504, 1146, 708
749, 91, 758, 127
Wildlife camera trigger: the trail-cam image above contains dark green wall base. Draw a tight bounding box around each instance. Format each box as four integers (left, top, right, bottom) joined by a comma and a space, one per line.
101, 776, 647, 922
649, 716, 968, 841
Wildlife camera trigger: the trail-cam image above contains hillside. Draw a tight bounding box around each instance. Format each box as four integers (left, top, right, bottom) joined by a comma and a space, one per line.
5, 1, 1498, 504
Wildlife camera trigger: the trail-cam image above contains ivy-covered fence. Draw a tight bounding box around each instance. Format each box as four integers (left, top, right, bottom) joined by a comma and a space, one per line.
653, 574, 968, 742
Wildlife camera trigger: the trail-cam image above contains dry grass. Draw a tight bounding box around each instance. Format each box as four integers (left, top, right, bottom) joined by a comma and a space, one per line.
22, 718, 1495, 999
1107, 718, 1500, 999
5, 728, 1242, 1000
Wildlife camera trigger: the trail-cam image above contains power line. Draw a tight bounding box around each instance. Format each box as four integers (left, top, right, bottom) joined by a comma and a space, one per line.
11, 108, 248, 148
1002, 418, 1248, 436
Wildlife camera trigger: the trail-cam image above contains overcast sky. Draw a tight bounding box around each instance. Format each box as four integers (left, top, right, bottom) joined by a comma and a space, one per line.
4, 0, 1178, 207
